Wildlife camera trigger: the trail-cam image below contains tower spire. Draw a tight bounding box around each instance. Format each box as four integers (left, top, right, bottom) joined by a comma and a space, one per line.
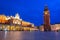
43, 5, 51, 31
15, 13, 20, 19
44, 5, 48, 11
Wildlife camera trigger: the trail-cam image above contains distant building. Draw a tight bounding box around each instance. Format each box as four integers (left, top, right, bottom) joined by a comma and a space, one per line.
43, 6, 51, 31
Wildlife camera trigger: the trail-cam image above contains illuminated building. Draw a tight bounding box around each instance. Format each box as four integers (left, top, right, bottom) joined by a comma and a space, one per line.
44, 6, 51, 31
0, 15, 8, 23
0, 13, 34, 28
22, 21, 32, 27
15, 13, 20, 19
7, 13, 20, 25
0, 13, 38, 31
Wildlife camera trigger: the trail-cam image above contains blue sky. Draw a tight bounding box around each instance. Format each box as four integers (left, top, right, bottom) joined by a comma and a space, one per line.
0, 0, 60, 26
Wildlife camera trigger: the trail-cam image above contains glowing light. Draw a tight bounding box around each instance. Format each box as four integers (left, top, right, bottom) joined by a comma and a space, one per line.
45, 12, 48, 14
15, 13, 20, 19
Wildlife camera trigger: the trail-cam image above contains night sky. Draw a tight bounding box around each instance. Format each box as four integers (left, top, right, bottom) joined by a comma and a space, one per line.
0, 0, 60, 26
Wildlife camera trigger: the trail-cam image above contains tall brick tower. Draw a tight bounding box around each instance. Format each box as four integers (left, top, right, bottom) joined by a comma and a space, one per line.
44, 6, 51, 31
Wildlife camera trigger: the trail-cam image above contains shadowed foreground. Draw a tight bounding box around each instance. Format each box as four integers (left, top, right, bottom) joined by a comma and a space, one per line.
0, 31, 60, 40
